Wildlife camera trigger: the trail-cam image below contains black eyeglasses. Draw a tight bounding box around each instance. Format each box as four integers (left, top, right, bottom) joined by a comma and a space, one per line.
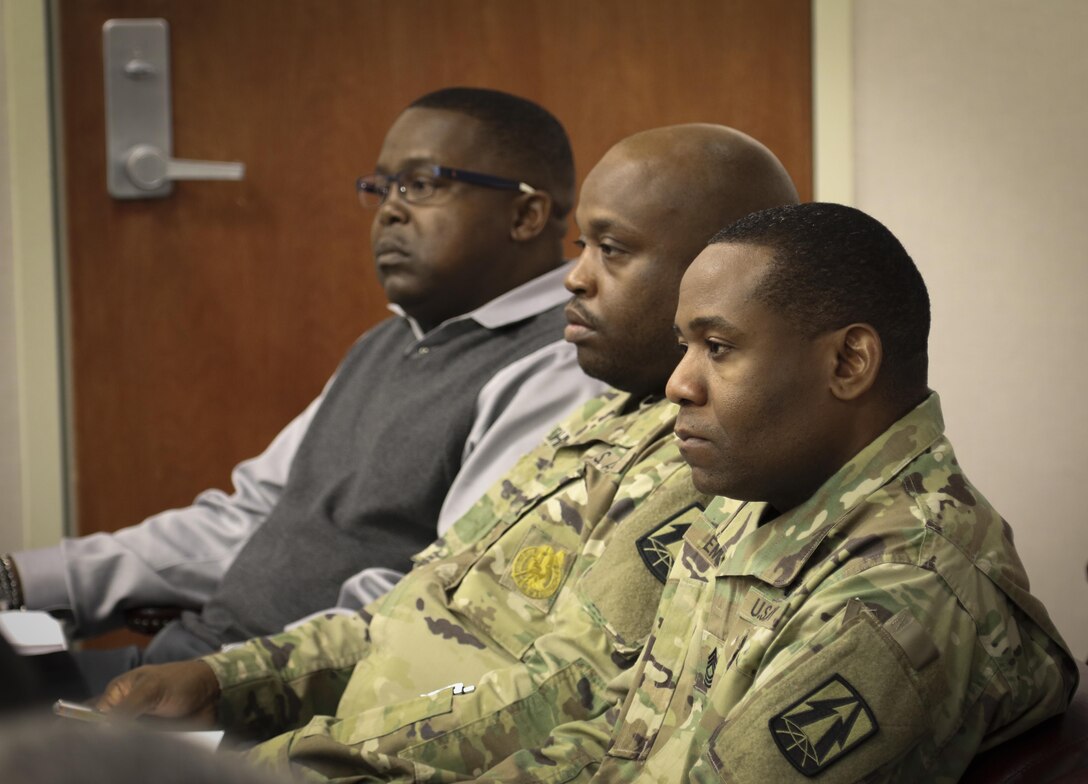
356, 165, 537, 208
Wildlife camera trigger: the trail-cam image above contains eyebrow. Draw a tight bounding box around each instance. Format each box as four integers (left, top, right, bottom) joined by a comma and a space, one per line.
577, 216, 635, 237
675, 315, 742, 335
374, 157, 435, 175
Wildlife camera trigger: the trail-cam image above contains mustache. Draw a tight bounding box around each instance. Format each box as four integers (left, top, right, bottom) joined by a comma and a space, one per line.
373, 239, 407, 255
564, 299, 600, 330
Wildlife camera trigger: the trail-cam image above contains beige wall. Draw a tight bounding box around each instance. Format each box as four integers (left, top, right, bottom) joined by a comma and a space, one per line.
853, 0, 1088, 658
0, 0, 64, 554
0, 0, 23, 552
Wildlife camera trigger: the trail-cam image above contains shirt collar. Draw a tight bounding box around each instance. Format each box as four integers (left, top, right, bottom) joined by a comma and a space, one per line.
706, 392, 945, 585
388, 261, 574, 341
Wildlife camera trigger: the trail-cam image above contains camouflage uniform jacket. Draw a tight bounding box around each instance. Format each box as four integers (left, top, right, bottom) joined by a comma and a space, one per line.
202, 389, 712, 782
480, 393, 1076, 784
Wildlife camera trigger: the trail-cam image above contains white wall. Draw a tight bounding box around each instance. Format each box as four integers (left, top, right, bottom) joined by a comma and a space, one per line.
853, 0, 1088, 659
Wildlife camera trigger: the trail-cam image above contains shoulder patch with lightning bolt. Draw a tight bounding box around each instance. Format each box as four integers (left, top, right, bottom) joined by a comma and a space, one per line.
768, 674, 879, 776
635, 503, 702, 583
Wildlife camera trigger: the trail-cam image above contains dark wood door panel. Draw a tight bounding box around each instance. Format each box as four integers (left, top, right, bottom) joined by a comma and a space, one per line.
59, 0, 811, 538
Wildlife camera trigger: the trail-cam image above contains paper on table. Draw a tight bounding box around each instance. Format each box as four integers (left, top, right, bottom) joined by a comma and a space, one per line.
0, 609, 68, 655
175, 730, 225, 751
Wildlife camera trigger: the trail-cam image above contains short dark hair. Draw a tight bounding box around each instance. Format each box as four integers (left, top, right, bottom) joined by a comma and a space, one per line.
409, 87, 575, 218
711, 202, 930, 390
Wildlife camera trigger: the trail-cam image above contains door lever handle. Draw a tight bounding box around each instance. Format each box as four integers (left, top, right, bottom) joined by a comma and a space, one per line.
104, 19, 245, 199
124, 144, 245, 191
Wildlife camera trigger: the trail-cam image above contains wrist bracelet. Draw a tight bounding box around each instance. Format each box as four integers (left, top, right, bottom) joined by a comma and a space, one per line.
0, 553, 25, 611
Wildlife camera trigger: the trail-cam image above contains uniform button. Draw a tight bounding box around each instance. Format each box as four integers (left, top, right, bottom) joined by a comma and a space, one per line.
418, 346, 430, 355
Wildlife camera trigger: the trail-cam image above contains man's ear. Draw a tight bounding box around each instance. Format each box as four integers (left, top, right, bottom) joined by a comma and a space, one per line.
510, 191, 552, 242
828, 324, 882, 401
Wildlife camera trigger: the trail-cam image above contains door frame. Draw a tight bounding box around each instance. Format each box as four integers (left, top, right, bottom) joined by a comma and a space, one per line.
2, 0, 854, 549
2, 0, 66, 550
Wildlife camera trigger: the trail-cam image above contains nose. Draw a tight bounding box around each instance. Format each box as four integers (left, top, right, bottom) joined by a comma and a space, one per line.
564, 247, 596, 296
376, 188, 410, 226
665, 349, 706, 407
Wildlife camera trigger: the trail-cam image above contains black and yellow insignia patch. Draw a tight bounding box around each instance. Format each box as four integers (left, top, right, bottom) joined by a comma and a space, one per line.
769, 674, 878, 777
635, 504, 701, 583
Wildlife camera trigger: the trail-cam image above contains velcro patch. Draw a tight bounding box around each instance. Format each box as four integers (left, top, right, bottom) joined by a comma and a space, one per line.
635, 503, 702, 583
510, 544, 568, 599
738, 588, 786, 630
769, 674, 878, 776
500, 525, 574, 608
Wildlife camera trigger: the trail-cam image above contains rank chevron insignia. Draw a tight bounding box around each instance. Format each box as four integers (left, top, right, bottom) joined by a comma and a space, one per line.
635, 503, 702, 584
769, 674, 878, 776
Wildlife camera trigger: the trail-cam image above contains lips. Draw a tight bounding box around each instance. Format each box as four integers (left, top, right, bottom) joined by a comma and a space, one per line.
674, 422, 715, 460
564, 301, 599, 343
673, 424, 707, 443
373, 237, 410, 265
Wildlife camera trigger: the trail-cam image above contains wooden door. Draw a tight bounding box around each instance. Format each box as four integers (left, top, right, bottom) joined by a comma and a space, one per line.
58, 0, 811, 561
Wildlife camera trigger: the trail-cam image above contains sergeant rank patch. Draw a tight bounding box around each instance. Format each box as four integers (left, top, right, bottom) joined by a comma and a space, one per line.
769, 674, 878, 776
635, 504, 702, 583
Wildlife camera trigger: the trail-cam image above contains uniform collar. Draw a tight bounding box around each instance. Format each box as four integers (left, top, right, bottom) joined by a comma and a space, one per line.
389, 261, 574, 341
703, 393, 945, 586
548, 391, 677, 452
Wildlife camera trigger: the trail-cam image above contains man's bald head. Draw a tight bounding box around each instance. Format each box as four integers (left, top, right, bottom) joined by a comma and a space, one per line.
565, 124, 799, 396
602, 124, 798, 255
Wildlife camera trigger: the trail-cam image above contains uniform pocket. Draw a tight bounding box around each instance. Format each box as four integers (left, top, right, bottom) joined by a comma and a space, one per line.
398, 659, 611, 777
293, 689, 456, 746
578, 488, 708, 656
704, 604, 937, 782
445, 439, 630, 660
281, 689, 456, 782
606, 577, 706, 760
450, 522, 578, 660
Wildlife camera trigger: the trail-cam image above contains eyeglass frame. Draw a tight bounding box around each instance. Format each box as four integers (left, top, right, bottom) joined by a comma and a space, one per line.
356, 164, 537, 207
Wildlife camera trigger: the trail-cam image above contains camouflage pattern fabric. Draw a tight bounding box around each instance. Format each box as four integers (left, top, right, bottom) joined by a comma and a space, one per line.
200, 389, 712, 781
475, 393, 1078, 783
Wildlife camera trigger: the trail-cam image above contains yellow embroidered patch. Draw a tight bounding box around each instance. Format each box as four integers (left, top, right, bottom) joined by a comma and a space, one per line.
510, 545, 567, 599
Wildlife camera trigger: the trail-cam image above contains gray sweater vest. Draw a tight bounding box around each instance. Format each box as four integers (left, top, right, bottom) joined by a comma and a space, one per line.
181, 305, 567, 646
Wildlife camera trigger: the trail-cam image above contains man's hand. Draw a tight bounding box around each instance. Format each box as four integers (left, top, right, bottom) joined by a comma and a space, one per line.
95, 660, 221, 727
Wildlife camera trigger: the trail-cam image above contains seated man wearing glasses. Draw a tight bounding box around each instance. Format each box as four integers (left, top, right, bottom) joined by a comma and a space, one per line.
2, 87, 604, 691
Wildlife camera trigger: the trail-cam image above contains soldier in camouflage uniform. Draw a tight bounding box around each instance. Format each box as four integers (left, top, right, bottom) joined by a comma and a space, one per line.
478, 203, 1077, 783
96, 125, 801, 782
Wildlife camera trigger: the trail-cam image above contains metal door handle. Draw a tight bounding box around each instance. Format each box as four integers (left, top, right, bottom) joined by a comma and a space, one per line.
104, 19, 245, 199
124, 144, 244, 191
